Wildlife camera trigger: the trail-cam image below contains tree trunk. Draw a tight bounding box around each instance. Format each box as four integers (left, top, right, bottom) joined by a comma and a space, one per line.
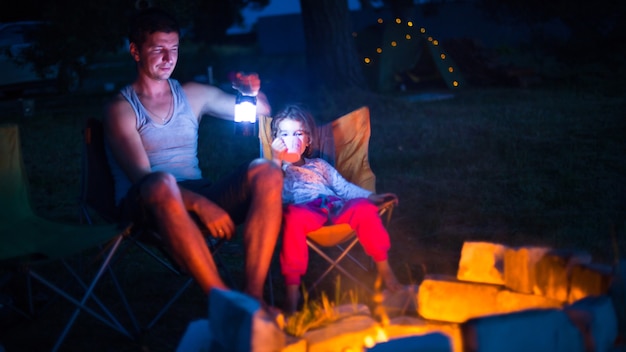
299, 0, 367, 92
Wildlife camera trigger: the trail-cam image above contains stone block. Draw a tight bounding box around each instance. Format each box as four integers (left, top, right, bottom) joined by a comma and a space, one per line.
365, 332, 452, 352
566, 295, 618, 352
381, 284, 418, 318
533, 252, 570, 301
504, 246, 551, 294
418, 274, 501, 323
568, 262, 613, 303
176, 319, 211, 352
496, 290, 563, 312
457, 241, 506, 285
534, 249, 592, 302
209, 288, 286, 352
504, 247, 591, 298
281, 336, 307, 352
303, 315, 379, 352
462, 309, 585, 352
384, 316, 462, 352
418, 275, 562, 323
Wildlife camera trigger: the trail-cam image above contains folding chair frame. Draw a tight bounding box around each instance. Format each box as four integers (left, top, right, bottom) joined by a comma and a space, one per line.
33, 232, 134, 350
0, 123, 136, 351
79, 117, 235, 335
305, 199, 396, 294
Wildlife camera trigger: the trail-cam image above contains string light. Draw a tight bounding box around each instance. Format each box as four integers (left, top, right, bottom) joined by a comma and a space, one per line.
358, 18, 464, 89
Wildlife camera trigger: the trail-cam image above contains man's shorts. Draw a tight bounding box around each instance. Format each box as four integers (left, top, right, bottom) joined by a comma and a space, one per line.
118, 160, 253, 230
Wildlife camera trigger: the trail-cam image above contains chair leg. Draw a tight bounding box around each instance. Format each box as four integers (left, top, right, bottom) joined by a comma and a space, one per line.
59, 260, 136, 334
336, 243, 370, 271
306, 238, 373, 295
27, 234, 134, 352
103, 263, 141, 334
144, 277, 194, 332
123, 235, 236, 332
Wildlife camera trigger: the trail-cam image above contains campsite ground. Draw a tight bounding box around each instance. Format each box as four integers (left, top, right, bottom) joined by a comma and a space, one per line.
0, 44, 625, 351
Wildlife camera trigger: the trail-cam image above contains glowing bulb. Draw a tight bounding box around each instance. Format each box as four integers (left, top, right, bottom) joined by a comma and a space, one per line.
391, 41, 397, 47
377, 18, 383, 24
453, 81, 459, 87
407, 21, 413, 27
376, 48, 382, 53
395, 18, 401, 24
234, 99, 256, 123
448, 67, 454, 72
427, 36, 433, 42
405, 34, 411, 40
420, 27, 426, 33
364, 57, 371, 64
433, 40, 439, 45
440, 53, 446, 59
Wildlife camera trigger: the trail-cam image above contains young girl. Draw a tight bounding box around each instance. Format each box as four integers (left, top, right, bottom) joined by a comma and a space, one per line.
270, 104, 403, 314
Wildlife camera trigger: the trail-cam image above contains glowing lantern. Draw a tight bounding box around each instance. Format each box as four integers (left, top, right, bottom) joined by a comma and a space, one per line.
234, 94, 256, 123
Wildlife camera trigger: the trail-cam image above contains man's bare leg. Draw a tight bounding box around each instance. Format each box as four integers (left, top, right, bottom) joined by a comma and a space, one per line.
241, 159, 283, 302
142, 172, 228, 294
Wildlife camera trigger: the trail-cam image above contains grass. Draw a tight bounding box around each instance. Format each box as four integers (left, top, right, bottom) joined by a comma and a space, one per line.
0, 46, 625, 351
283, 277, 365, 337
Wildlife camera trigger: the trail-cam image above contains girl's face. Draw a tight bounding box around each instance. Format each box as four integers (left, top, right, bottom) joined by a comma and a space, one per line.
277, 118, 309, 157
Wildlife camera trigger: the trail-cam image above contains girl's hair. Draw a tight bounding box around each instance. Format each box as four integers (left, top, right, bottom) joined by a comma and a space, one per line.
128, 7, 180, 48
271, 104, 317, 158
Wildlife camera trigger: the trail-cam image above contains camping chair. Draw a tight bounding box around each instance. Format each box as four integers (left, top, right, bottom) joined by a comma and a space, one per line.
258, 106, 396, 294
79, 117, 234, 333
0, 123, 135, 351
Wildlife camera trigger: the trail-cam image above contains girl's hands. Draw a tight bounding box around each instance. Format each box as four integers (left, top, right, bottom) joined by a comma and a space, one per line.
270, 137, 288, 166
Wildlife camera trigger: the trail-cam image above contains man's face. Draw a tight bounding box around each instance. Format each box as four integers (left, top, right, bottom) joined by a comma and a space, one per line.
132, 31, 179, 81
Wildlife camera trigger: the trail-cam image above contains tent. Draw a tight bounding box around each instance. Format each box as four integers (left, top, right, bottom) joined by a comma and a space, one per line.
354, 18, 465, 92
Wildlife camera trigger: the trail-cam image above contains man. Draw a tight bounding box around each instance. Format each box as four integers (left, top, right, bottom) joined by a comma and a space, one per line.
104, 7, 282, 304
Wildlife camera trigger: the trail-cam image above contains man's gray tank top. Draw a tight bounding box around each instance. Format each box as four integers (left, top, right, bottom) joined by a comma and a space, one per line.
107, 79, 202, 204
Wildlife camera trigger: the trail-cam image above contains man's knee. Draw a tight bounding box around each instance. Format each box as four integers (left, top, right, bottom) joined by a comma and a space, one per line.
248, 158, 283, 191
140, 171, 179, 204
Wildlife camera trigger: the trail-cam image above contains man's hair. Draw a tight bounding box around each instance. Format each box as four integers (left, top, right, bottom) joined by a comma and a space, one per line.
128, 7, 180, 48
272, 104, 317, 158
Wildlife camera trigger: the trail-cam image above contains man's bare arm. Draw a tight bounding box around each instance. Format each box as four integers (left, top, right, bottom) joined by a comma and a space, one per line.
183, 82, 271, 122
104, 95, 153, 183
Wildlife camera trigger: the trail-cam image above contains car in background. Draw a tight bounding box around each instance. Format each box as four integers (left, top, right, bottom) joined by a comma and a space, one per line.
0, 21, 84, 97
